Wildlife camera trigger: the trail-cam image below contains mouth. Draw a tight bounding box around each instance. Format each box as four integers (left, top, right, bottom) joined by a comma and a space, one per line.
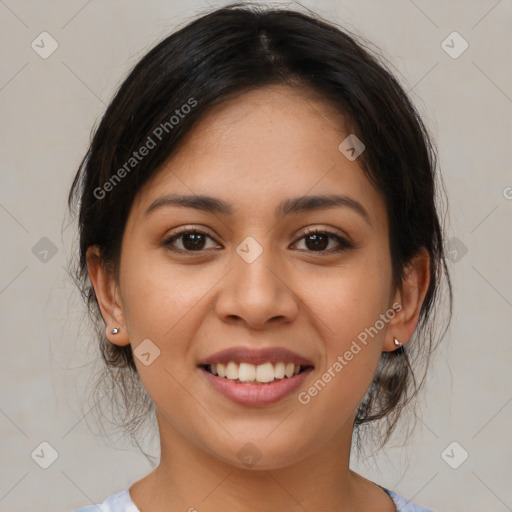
197, 346, 314, 406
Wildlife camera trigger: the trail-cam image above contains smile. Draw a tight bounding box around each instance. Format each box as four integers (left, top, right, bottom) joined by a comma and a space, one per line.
198, 346, 314, 406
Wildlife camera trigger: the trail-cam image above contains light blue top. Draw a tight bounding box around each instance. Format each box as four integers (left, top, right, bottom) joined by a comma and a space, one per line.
71, 487, 435, 511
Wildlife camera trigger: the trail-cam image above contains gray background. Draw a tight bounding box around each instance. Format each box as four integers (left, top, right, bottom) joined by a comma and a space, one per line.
1, 1, 511, 511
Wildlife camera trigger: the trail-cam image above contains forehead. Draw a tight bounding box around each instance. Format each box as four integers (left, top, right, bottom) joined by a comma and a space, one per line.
130, 85, 387, 230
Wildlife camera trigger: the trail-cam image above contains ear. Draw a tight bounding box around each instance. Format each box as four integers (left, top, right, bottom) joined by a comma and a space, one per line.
86, 245, 130, 346
383, 247, 430, 352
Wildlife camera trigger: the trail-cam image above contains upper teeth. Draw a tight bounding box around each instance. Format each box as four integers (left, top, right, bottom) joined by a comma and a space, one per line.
209, 361, 302, 383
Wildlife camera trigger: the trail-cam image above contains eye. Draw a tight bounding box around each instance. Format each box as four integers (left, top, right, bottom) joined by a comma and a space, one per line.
163, 229, 220, 253
293, 228, 353, 253
163, 227, 353, 255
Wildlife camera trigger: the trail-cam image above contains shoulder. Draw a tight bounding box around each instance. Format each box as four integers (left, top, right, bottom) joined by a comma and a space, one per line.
70, 489, 140, 512
383, 487, 436, 511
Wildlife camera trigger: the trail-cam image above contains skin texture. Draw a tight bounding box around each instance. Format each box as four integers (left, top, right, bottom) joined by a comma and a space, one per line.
87, 85, 430, 512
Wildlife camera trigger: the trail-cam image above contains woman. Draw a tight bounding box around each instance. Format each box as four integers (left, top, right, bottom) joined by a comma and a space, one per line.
69, 4, 451, 511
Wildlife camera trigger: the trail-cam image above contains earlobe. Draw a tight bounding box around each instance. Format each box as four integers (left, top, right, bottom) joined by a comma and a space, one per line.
86, 246, 130, 347
384, 248, 430, 352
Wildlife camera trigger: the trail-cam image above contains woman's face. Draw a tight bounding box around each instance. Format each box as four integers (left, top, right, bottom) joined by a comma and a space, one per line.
101, 85, 404, 469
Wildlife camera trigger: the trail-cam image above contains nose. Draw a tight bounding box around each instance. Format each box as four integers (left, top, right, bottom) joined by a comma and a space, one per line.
213, 242, 300, 330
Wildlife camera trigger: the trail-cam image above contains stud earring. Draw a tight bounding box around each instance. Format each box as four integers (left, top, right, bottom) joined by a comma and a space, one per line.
393, 337, 401, 347
111, 327, 120, 335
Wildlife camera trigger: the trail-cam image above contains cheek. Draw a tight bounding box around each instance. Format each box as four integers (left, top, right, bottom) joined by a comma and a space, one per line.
301, 249, 391, 395
120, 247, 209, 340
307, 253, 392, 339
120, 259, 203, 410
299, 279, 387, 427
119, 252, 222, 404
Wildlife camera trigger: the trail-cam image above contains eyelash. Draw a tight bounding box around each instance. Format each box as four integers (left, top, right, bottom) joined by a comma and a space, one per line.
163, 227, 354, 255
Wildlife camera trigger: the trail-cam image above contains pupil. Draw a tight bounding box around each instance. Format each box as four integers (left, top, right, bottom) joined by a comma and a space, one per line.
183, 233, 205, 250
306, 233, 327, 251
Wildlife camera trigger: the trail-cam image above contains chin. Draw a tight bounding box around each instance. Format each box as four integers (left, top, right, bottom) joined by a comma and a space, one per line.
207, 437, 315, 472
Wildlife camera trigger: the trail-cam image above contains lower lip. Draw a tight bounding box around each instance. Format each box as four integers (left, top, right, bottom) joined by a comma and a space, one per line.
199, 367, 313, 406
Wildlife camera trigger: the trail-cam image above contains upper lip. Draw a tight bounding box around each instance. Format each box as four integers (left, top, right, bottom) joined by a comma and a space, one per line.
198, 346, 314, 367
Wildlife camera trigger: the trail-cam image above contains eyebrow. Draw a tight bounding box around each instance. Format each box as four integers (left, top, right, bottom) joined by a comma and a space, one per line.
145, 193, 372, 226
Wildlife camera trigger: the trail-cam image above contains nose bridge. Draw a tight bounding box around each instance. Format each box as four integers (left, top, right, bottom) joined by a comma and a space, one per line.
236, 236, 278, 294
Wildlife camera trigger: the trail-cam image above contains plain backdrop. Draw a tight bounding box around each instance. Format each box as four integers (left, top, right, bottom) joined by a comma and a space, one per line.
0, 1, 511, 511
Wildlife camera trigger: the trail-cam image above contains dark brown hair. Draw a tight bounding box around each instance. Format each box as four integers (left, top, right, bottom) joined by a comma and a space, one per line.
68, 3, 452, 457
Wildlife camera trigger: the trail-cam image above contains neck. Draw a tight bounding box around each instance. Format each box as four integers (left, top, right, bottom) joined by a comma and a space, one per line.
128, 415, 392, 512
